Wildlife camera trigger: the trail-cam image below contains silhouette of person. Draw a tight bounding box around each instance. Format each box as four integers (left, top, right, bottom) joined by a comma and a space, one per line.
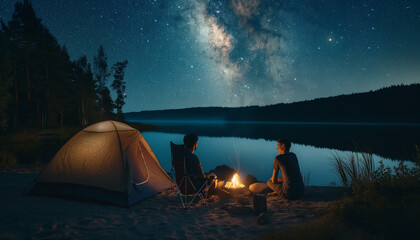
183, 133, 217, 196
267, 138, 305, 199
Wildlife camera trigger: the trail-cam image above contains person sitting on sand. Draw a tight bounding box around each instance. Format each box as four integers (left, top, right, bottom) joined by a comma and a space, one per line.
267, 138, 305, 199
183, 133, 217, 195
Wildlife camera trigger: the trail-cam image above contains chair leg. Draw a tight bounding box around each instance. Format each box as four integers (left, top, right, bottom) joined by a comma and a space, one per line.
186, 182, 208, 208
172, 176, 209, 209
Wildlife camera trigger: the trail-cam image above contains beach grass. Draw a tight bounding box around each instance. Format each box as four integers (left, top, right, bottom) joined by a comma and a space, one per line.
261, 148, 420, 240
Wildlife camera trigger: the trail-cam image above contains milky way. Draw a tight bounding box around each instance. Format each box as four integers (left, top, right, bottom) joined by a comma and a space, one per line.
1, 0, 419, 111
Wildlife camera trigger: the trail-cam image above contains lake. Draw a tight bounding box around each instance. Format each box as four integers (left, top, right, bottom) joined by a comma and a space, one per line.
132, 120, 420, 186
2, 120, 418, 187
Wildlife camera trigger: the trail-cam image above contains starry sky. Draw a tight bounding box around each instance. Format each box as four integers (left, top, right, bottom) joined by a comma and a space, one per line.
1, 0, 420, 112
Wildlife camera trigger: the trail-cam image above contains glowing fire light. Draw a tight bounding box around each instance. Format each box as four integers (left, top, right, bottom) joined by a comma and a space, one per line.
225, 173, 245, 189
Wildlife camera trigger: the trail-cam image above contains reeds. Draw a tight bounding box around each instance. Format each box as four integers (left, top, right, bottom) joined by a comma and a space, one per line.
262, 149, 420, 239
331, 151, 375, 187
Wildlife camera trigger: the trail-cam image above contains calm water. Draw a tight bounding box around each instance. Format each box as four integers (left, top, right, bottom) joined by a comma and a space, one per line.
131, 120, 419, 186
3, 121, 418, 187
134, 120, 420, 161
142, 131, 406, 187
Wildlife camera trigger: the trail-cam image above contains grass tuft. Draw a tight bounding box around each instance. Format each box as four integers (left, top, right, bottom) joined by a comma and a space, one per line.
261, 148, 420, 240
331, 151, 375, 187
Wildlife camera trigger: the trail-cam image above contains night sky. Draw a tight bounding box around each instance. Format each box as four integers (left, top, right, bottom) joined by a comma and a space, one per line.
1, 0, 419, 112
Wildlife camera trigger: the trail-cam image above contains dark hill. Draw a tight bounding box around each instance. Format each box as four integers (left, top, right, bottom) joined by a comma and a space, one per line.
125, 84, 420, 123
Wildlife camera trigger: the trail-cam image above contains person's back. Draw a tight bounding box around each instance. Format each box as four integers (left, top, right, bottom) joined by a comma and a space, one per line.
273, 152, 304, 199
184, 151, 205, 179
183, 133, 207, 192
267, 138, 305, 200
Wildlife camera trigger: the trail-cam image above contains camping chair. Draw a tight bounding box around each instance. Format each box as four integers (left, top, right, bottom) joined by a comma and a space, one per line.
170, 142, 208, 209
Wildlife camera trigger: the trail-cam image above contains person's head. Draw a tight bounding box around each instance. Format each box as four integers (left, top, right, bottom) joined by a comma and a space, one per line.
184, 133, 198, 151
277, 138, 291, 155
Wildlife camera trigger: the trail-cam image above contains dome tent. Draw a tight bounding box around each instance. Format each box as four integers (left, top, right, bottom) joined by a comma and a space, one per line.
27, 121, 172, 207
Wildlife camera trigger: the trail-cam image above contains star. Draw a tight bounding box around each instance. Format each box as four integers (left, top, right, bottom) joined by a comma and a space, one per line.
0, 0, 414, 113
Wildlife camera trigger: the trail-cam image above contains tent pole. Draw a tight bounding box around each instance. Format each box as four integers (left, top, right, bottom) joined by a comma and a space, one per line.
111, 121, 129, 206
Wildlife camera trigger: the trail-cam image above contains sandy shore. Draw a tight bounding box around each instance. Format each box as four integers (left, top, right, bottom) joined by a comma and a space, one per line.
0, 168, 344, 239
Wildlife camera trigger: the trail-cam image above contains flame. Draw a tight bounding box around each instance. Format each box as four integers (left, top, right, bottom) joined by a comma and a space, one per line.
225, 173, 245, 189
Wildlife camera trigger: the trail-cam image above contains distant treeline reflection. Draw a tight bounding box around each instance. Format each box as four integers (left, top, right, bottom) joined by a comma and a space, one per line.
135, 122, 420, 161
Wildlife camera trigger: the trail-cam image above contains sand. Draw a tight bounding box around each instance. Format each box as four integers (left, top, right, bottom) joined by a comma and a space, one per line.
0, 168, 344, 240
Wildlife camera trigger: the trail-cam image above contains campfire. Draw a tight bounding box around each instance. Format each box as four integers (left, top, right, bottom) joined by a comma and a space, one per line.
215, 173, 248, 198
224, 173, 245, 189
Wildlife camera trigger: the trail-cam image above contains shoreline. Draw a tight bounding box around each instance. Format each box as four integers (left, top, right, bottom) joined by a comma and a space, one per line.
0, 168, 345, 239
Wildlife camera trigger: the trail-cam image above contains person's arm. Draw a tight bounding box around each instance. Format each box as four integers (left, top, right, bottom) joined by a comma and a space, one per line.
271, 157, 280, 183
271, 169, 279, 183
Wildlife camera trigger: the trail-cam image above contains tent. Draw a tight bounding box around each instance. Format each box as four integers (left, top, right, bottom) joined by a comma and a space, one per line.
27, 121, 172, 207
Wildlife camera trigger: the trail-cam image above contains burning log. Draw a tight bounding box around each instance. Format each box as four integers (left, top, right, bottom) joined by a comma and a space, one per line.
216, 173, 250, 198
224, 173, 245, 189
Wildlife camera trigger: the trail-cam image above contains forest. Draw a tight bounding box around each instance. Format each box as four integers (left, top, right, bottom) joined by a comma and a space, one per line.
0, 0, 128, 131
126, 83, 420, 124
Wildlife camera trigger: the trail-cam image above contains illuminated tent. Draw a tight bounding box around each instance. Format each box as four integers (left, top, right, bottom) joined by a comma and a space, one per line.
27, 121, 172, 207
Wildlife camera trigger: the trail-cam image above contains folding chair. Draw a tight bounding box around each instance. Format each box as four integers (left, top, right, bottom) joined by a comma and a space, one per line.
170, 142, 208, 209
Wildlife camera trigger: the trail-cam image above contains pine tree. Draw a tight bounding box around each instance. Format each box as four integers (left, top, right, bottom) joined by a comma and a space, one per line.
101, 87, 116, 120
0, 27, 13, 130
5, 0, 45, 127
73, 56, 101, 126
1, 1, 129, 129
49, 45, 76, 128
111, 60, 128, 121
93, 45, 112, 115
3, 0, 75, 128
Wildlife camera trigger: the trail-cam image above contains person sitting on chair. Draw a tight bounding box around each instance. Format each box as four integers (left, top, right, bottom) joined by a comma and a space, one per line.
266, 138, 305, 200
183, 133, 217, 196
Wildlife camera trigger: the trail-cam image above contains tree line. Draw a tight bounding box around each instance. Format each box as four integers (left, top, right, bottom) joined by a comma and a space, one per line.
0, 0, 128, 131
126, 84, 420, 124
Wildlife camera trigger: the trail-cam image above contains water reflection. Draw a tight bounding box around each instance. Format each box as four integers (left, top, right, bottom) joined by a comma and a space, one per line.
132, 120, 420, 161
142, 132, 405, 187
